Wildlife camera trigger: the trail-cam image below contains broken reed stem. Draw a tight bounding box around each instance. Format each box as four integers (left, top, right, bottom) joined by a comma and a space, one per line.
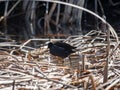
12, 80, 15, 90
103, 25, 110, 83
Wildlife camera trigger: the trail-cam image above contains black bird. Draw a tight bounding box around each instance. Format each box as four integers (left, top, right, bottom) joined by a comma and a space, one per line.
48, 41, 76, 58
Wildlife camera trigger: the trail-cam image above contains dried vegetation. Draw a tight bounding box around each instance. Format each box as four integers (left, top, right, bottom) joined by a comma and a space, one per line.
0, 30, 120, 90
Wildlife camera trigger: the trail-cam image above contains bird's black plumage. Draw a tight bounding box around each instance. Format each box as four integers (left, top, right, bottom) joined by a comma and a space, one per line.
48, 42, 76, 58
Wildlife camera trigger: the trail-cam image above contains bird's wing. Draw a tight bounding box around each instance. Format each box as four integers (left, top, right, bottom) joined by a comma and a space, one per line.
50, 44, 69, 58
54, 42, 76, 50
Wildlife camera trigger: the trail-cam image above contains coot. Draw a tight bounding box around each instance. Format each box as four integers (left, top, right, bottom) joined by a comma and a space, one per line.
48, 41, 76, 58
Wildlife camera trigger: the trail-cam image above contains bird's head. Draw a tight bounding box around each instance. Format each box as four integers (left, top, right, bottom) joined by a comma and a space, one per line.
48, 42, 53, 48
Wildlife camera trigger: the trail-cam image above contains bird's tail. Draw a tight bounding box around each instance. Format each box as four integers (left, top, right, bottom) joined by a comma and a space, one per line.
72, 47, 79, 53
